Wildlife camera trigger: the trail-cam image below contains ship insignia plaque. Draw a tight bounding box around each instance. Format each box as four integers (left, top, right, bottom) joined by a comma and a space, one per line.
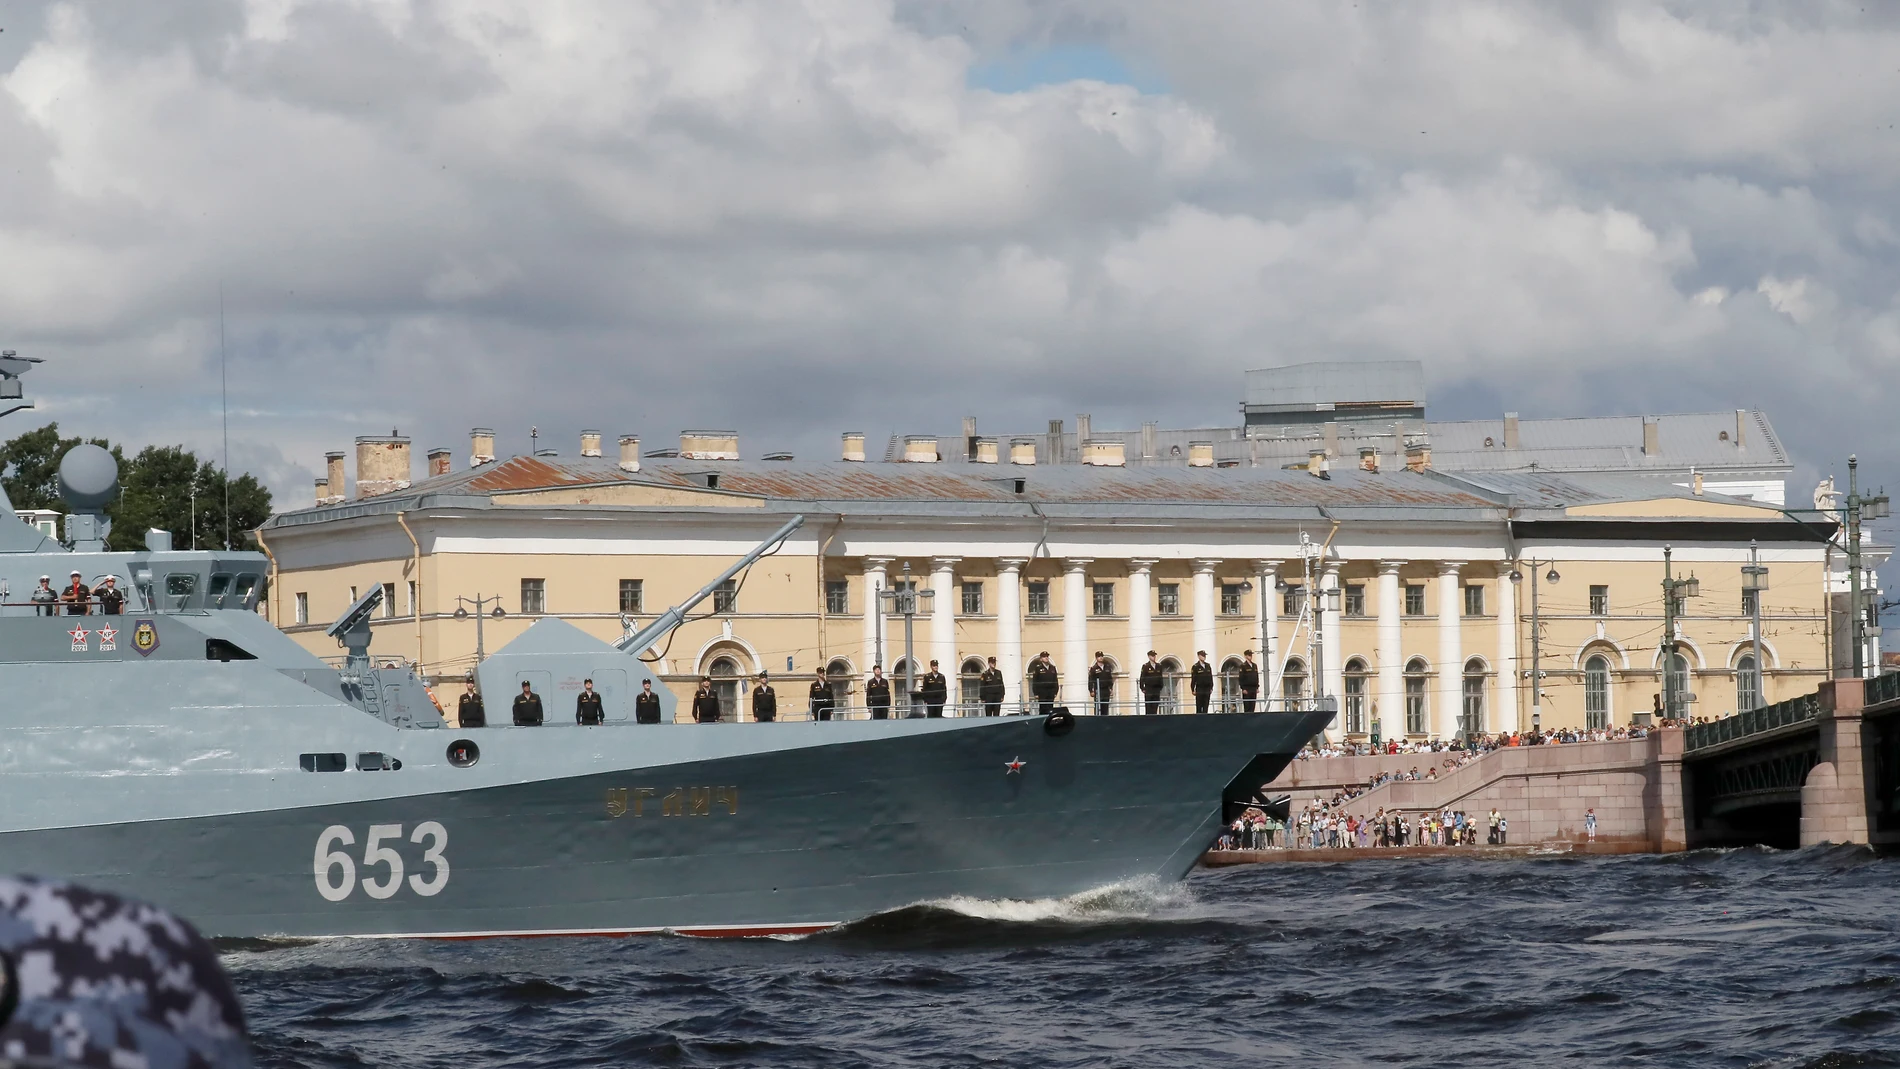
131, 620, 159, 657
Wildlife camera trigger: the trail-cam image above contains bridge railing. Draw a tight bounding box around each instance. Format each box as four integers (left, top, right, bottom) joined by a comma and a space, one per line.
1864, 671, 1900, 708
1684, 691, 1822, 753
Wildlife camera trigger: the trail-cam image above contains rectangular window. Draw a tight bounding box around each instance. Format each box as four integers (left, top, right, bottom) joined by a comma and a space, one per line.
713, 578, 738, 614
1344, 584, 1366, 617
826, 580, 850, 615
380, 582, 396, 618
1590, 585, 1610, 616
620, 579, 644, 614
1157, 583, 1180, 616
1093, 582, 1115, 617
520, 578, 546, 615
1027, 581, 1051, 616
961, 581, 983, 616
1283, 585, 1306, 616
1404, 584, 1426, 616
1741, 588, 1759, 616
1220, 584, 1243, 616
294, 592, 309, 624
1463, 584, 1485, 617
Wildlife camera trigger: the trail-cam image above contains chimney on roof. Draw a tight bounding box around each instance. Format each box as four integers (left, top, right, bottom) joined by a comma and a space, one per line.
427, 448, 452, 477
1082, 439, 1125, 467
962, 416, 977, 461
680, 430, 739, 460
841, 432, 866, 463
323, 452, 346, 505
1360, 447, 1380, 473
580, 430, 602, 458
1141, 421, 1157, 460
1642, 416, 1659, 457
355, 433, 412, 499
1188, 441, 1214, 468
1503, 412, 1520, 449
902, 435, 939, 463
618, 435, 640, 473
1076, 414, 1092, 452
1734, 409, 1747, 449
1404, 442, 1432, 473
1047, 420, 1065, 464
1010, 437, 1037, 465
1693, 467, 1704, 495
1306, 449, 1331, 479
314, 477, 329, 507
469, 428, 496, 468
972, 437, 999, 464
1323, 421, 1338, 457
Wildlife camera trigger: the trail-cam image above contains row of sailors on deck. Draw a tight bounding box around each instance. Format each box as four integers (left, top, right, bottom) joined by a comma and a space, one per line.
29, 573, 124, 616
449, 647, 1273, 726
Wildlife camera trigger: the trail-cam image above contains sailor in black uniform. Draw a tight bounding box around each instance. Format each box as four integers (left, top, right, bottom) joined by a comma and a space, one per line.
1087, 651, 1114, 716
979, 656, 1005, 716
576, 678, 604, 725
1189, 651, 1214, 715
512, 680, 544, 726
865, 665, 892, 720
752, 671, 777, 722
62, 570, 90, 615
457, 679, 486, 728
691, 677, 722, 723
921, 660, 948, 717
1138, 650, 1165, 715
809, 673, 835, 721
1238, 650, 1261, 712
95, 575, 125, 615
634, 678, 663, 723
30, 575, 58, 616
1027, 651, 1059, 715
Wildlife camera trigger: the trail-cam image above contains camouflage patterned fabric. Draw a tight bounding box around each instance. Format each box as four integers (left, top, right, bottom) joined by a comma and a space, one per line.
0, 877, 251, 1069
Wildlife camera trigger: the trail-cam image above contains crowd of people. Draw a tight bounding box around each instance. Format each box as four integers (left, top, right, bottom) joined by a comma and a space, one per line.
1296, 724, 1652, 761
1215, 803, 1512, 851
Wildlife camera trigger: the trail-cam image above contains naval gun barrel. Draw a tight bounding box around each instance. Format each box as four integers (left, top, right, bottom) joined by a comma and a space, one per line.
615, 514, 805, 656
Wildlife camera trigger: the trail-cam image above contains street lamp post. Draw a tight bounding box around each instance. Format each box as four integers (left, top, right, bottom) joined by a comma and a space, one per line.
1843, 456, 1891, 678
1742, 540, 1769, 710
452, 594, 509, 666
1509, 560, 1560, 733
1660, 545, 1702, 720
878, 562, 935, 718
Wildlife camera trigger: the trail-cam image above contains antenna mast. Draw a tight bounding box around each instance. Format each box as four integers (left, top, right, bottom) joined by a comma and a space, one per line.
220, 284, 230, 551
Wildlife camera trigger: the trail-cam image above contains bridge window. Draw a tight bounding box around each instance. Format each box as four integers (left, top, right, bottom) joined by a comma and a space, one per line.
1343, 658, 1368, 733
300, 753, 347, 772
1404, 658, 1428, 734
1585, 655, 1611, 729
205, 639, 255, 662
165, 573, 197, 611
1461, 659, 1486, 737
1736, 654, 1761, 714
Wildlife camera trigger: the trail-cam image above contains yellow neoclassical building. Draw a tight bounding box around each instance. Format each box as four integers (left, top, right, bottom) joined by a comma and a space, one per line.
253, 427, 1871, 740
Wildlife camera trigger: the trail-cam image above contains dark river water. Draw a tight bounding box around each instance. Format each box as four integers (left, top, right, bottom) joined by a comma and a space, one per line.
225, 847, 1900, 1068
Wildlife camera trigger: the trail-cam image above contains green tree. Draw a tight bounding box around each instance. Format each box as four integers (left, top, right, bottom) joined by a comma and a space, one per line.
110, 446, 273, 552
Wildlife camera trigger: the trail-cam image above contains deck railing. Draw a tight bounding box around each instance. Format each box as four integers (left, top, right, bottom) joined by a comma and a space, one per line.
1684, 691, 1823, 752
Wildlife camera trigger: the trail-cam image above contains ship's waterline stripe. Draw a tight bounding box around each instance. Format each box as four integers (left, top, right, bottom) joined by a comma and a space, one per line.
340, 921, 843, 940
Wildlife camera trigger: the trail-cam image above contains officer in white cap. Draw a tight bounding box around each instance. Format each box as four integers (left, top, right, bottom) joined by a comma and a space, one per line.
29, 576, 57, 617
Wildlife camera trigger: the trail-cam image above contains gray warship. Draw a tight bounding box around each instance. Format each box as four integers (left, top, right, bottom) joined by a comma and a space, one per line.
0, 354, 1329, 939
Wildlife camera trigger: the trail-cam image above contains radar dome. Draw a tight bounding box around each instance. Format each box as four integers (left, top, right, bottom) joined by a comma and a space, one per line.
58, 444, 119, 510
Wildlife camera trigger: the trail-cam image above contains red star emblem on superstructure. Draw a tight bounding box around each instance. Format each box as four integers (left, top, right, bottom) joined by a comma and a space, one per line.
96, 626, 117, 644
1005, 757, 1025, 774
67, 627, 89, 645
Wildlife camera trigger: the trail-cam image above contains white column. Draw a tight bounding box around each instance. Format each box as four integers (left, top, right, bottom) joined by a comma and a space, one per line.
1255, 561, 1280, 693
997, 559, 1026, 710
1436, 561, 1465, 740
929, 557, 960, 673
1063, 559, 1092, 705
1377, 561, 1404, 737
862, 558, 891, 676
1128, 559, 1158, 682
1191, 559, 1219, 664
1495, 564, 1519, 734
1321, 562, 1344, 738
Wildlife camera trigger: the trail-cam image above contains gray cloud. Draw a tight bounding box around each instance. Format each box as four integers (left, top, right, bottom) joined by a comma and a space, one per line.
0, 0, 1893, 568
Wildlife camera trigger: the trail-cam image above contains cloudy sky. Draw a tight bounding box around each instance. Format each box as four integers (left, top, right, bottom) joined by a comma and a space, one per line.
0, 0, 1896, 537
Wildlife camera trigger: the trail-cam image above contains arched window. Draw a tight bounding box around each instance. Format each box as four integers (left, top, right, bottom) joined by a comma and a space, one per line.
708, 655, 742, 721
960, 657, 987, 712
1584, 655, 1611, 729
1219, 657, 1244, 713
1736, 654, 1760, 714
1461, 658, 1486, 738
891, 658, 922, 716
1665, 652, 1691, 718
1343, 658, 1369, 734
1282, 658, 1308, 705
1159, 657, 1184, 713
1404, 658, 1428, 735
826, 658, 854, 705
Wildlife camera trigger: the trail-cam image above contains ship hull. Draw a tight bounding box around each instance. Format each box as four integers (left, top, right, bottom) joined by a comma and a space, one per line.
0, 712, 1322, 938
